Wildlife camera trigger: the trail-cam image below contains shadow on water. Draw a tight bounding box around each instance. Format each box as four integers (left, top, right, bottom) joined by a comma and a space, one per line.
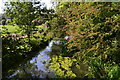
2, 38, 49, 78
6, 40, 64, 78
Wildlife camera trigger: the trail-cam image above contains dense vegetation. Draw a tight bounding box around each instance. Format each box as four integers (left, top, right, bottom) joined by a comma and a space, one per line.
2, 2, 120, 79
2, 1, 54, 77
51, 2, 120, 78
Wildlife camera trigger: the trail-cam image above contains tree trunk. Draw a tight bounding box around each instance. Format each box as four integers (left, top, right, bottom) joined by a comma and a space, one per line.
27, 32, 30, 44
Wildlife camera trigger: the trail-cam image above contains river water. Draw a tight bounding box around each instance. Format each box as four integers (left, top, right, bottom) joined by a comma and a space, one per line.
7, 40, 64, 78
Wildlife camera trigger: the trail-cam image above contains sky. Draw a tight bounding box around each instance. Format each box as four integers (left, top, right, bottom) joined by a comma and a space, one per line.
0, 0, 53, 14
41, 0, 53, 9
0, 0, 4, 13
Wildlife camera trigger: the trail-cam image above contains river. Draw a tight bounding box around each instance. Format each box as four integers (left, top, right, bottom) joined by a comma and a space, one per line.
6, 40, 64, 78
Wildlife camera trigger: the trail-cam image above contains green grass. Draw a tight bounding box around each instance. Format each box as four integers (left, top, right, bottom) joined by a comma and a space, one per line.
0, 25, 20, 34
1, 24, 48, 35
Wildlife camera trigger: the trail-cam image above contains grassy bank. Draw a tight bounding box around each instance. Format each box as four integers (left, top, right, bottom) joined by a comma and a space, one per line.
1, 25, 20, 35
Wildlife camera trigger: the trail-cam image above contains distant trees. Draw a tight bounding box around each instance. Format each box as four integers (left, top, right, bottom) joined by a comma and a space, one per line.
5, 1, 48, 42
45, 3, 67, 38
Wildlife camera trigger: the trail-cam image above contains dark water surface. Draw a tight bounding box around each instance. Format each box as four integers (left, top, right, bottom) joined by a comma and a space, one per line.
6, 40, 64, 78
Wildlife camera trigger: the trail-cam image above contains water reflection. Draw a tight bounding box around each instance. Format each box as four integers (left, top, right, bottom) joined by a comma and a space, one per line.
8, 40, 63, 78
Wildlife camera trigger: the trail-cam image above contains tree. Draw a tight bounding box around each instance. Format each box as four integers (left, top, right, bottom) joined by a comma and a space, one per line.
57, 2, 120, 78
5, 1, 44, 42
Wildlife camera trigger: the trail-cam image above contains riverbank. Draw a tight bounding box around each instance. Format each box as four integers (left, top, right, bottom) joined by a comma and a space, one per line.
3, 40, 64, 78
2, 37, 50, 78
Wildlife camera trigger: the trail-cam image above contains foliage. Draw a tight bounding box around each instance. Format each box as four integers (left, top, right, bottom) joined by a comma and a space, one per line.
1, 25, 20, 35
108, 64, 120, 79
46, 9, 66, 38
57, 2, 120, 78
5, 2, 44, 39
2, 24, 50, 77
2, 37, 29, 75
2, 35, 48, 77
89, 58, 120, 79
48, 55, 77, 78
6, 19, 11, 24
2, 2, 120, 79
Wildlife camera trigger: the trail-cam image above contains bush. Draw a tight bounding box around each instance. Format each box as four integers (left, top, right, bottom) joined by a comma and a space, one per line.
58, 2, 120, 78
48, 55, 77, 78
6, 19, 11, 24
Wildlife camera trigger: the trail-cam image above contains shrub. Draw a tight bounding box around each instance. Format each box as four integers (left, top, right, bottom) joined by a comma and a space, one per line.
58, 2, 120, 78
